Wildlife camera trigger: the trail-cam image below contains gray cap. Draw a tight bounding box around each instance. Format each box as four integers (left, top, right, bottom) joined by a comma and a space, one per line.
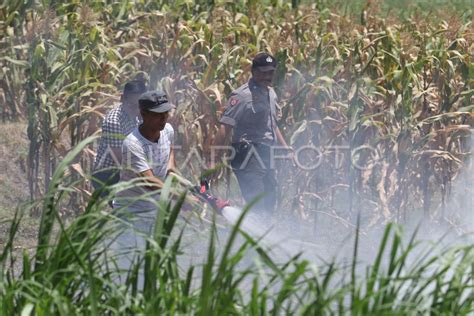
139, 90, 173, 113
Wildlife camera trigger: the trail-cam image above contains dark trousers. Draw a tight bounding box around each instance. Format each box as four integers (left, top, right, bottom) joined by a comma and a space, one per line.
91, 169, 120, 199
231, 143, 277, 213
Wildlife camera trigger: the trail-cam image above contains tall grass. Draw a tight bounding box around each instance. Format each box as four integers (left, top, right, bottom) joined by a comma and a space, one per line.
0, 139, 473, 314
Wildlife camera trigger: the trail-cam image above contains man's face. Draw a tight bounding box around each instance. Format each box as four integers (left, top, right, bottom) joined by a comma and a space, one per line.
143, 110, 169, 131
252, 68, 275, 87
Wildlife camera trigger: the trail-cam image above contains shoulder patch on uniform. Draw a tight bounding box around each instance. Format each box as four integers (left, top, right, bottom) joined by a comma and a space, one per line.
229, 97, 240, 107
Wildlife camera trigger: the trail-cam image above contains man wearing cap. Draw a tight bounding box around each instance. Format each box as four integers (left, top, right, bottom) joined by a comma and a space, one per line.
111, 90, 176, 284
92, 79, 147, 199
113, 90, 176, 215
214, 52, 292, 215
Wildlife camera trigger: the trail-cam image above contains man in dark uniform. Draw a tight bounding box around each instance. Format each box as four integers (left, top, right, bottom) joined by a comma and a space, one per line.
214, 52, 292, 214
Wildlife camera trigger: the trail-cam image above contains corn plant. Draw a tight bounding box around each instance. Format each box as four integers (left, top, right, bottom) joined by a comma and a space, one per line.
1, 0, 472, 221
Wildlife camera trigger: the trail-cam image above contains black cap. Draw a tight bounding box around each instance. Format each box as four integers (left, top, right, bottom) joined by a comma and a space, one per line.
139, 90, 173, 113
123, 80, 147, 95
252, 52, 277, 72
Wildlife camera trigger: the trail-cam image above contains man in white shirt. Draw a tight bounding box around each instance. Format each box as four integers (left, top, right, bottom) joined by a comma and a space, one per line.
110, 90, 178, 284
113, 90, 176, 218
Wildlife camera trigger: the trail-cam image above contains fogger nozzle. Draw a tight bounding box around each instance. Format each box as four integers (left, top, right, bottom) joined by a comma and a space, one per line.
168, 172, 231, 212
193, 179, 231, 212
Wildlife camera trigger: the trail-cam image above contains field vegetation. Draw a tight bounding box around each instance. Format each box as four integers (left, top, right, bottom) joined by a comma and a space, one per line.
0, 0, 473, 314
1, 143, 473, 314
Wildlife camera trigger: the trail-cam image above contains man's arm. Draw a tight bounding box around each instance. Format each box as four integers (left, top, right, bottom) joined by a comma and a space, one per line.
213, 124, 233, 165
215, 124, 232, 147
275, 126, 290, 148
138, 169, 199, 208
123, 140, 163, 191
275, 125, 296, 165
138, 169, 165, 191
212, 91, 244, 168
166, 144, 178, 175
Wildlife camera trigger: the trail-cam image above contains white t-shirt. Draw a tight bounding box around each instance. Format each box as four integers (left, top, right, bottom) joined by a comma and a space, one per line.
113, 123, 174, 212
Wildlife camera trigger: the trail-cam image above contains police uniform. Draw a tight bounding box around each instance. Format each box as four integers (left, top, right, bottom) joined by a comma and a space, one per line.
220, 77, 279, 213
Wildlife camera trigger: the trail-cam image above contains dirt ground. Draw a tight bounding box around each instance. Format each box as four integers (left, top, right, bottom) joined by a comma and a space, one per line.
0, 122, 37, 262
